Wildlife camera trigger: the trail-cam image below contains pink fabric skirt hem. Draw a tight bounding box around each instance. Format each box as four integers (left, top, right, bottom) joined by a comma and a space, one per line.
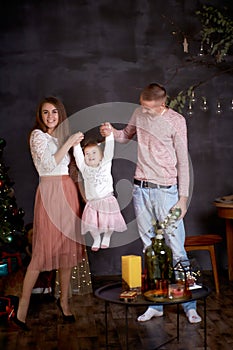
81, 195, 127, 235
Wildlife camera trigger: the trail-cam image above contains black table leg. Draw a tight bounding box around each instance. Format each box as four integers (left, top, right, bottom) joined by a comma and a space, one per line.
152, 305, 179, 350
125, 305, 129, 350
177, 303, 180, 341
204, 297, 207, 350
105, 301, 109, 349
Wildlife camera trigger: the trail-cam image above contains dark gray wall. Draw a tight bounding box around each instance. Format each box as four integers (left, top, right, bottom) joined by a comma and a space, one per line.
1, 0, 233, 275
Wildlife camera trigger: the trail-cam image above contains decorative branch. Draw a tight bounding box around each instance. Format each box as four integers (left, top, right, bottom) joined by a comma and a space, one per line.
162, 5, 233, 113
196, 5, 233, 63
167, 66, 233, 113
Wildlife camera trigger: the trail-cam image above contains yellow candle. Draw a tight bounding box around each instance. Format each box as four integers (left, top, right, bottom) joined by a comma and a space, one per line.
121, 255, 142, 289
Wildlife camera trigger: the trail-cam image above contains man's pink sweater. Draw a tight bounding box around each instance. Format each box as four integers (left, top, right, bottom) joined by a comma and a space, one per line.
113, 107, 190, 198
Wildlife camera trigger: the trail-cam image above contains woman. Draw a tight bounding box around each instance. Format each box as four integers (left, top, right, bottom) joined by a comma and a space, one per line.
13, 96, 85, 330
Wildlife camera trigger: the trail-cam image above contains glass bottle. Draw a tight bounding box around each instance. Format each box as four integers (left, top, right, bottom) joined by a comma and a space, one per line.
145, 229, 173, 298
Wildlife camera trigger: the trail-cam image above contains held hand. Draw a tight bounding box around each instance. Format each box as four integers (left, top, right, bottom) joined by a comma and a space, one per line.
100, 122, 112, 137
69, 132, 84, 147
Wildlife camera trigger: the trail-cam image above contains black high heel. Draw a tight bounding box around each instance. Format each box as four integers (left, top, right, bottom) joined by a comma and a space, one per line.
9, 309, 30, 331
56, 298, 75, 323
9, 303, 30, 331
12, 316, 30, 331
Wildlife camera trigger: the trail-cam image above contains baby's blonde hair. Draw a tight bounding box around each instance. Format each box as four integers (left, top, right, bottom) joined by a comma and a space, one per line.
83, 141, 103, 154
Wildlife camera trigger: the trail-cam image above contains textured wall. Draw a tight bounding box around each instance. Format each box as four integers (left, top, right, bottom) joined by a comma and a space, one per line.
1, 0, 233, 274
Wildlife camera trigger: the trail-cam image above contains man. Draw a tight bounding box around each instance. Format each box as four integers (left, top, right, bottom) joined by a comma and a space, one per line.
100, 83, 201, 323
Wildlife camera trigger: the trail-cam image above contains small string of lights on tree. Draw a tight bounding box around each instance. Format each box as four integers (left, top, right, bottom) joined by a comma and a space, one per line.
0, 138, 25, 244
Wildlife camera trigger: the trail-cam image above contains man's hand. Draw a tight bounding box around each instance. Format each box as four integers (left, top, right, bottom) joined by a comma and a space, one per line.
100, 122, 112, 137
172, 196, 188, 219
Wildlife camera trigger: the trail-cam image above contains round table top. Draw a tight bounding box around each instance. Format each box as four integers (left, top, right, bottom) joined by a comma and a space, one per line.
94, 282, 211, 307
214, 195, 233, 208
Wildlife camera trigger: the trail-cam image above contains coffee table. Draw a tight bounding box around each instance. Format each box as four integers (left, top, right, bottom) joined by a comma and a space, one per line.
95, 282, 211, 350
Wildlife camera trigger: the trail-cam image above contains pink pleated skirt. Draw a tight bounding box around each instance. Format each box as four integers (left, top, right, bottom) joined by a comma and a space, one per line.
28, 175, 85, 271
81, 194, 127, 235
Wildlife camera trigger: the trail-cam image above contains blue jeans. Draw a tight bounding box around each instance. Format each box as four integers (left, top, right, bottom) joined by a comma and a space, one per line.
133, 184, 196, 313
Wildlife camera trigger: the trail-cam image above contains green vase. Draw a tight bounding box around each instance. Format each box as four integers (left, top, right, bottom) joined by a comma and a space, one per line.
145, 231, 173, 298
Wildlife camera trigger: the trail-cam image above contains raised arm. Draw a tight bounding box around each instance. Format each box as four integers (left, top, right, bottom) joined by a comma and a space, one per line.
100, 111, 137, 143
54, 132, 84, 165
73, 143, 86, 173
102, 132, 114, 162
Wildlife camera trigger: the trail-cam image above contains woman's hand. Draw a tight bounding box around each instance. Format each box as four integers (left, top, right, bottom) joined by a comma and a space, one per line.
68, 132, 84, 147
54, 132, 84, 165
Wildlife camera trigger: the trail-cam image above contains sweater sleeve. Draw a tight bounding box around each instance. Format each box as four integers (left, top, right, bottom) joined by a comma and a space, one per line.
102, 132, 114, 162
30, 130, 57, 173
73, 144, 85, 173
113, 110, 137, 143
173, 117, 190, 197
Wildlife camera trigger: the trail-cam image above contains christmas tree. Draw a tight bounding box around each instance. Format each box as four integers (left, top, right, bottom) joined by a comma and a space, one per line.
0, 138, 25, 246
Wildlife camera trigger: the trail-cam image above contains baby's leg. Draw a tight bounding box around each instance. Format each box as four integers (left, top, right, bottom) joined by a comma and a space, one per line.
101, 231, 113, 249
90, 232, 101, 251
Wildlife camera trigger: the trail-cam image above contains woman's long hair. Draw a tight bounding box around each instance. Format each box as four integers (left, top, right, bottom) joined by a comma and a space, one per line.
29, 96, 70, 145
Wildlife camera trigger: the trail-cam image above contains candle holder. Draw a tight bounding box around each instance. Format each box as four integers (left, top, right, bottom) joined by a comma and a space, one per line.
191, 91, 196, 103
200, 97, 208, 112
173, 258, 202, 290
198, 43, 204, 57
216, 101, 223, 115
230, 99, 233, 112
187, 101, 194, 116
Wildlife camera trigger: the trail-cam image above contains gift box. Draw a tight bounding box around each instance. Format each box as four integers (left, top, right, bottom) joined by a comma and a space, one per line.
0, 295, 19, 318
0, 263, 8, 277
0, 251, 22, 274
119, 290, 137, 302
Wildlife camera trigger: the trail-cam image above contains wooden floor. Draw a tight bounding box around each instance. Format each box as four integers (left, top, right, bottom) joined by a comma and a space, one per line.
0, 271, 233, 350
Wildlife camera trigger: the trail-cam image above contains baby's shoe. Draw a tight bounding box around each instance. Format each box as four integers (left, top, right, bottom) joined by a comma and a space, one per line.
101, 232, 112, 249
91, 236, 101, 251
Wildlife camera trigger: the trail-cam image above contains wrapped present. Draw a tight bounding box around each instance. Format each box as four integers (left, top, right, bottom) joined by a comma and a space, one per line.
2, 269, 25, 297
0, 295, 19, 318
1, 251, 22, 274
0, 263, 8, 277
119, 290, 137, 302
32, 271, 55, 294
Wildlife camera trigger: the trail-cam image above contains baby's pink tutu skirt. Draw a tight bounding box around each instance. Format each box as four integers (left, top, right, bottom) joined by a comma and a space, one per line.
81, 194, 127, 235
28, 175, 85, 271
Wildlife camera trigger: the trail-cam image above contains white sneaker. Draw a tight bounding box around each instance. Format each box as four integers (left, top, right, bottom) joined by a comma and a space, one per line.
186, 309, 202, 324
137, 307, 163, 322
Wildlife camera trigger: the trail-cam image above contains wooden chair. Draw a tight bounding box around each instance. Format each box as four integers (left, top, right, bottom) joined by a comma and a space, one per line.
184, 234, 222, 293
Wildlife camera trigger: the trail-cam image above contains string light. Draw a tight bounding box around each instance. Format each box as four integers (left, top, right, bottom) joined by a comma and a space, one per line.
54, 250, 92, 298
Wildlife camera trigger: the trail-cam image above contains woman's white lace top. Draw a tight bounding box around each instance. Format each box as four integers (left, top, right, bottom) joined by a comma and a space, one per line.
30, 129, 70, 176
